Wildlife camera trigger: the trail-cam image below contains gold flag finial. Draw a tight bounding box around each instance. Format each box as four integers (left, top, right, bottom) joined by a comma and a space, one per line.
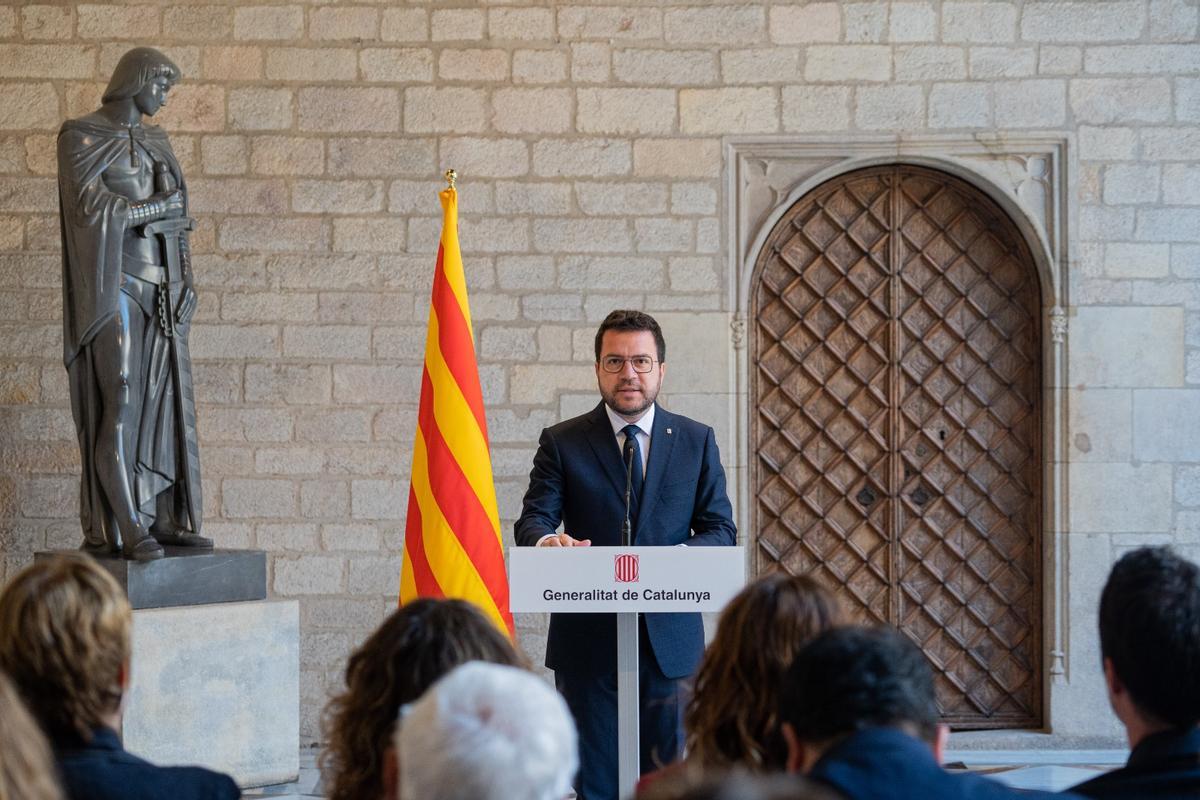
444, 169, 457, 189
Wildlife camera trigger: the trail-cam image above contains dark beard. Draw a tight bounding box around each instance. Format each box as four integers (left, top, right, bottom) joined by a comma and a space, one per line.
602, 384, 656, 417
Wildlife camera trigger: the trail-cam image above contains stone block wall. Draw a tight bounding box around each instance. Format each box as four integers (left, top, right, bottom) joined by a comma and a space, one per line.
0, 0, 1197, 742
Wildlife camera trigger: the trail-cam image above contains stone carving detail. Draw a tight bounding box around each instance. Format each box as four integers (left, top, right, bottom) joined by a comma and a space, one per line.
956, 153, 1053, 257
1050, 648, 1066, 679
730, 313, 746, 351
730, 137, 1066, 306
738, 154, 841, 262
1050, 306, 1068, 344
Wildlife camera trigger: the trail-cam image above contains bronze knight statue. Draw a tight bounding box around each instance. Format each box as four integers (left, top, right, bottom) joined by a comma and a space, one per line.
57, 47, 210, 561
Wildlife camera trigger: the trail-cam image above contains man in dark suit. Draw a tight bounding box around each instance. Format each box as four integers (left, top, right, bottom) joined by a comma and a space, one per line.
1069, 546, 1200, 800
515, 309, 737, 800
779, 626, 1073, 800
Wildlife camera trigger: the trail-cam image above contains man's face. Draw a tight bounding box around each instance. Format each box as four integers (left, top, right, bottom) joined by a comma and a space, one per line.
595, 329, 665, 420
133, 76, 172, 117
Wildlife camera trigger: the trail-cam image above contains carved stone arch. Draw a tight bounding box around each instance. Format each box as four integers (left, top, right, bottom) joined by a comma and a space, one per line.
736, 153, 1062, 310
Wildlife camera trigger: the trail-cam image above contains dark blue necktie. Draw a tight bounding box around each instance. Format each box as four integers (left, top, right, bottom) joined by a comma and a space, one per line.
621, 424, 644, 521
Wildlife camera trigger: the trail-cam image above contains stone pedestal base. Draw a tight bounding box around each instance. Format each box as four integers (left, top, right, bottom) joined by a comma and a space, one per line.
123, 599, 300, 788
36, 549, 267, 609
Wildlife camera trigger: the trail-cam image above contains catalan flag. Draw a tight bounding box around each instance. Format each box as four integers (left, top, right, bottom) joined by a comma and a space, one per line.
400, 182, 513, 635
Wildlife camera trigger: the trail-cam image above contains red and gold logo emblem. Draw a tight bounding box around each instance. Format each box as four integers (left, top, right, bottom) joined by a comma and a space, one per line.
614, 553, 639, 583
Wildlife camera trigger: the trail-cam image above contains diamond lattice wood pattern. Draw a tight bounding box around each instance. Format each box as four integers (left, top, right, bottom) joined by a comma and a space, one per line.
752, 165, 1042, 729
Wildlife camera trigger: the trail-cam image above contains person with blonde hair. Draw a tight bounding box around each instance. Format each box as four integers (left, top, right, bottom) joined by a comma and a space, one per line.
0, 554, 238, 800
0, 669, 64, 800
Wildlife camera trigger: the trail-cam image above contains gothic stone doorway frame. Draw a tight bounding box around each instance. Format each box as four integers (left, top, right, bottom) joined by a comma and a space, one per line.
726, 135, 1071, 732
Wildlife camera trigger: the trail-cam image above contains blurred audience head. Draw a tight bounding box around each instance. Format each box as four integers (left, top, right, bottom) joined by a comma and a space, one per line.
0, 554, 131, 743
392, 661, 578, 800
1099, 546, 1200, 744
0, 669, 64, 800
638, 769, 844, 800
779, 626, 943, 774
686, 572, 841, 770
322, 598, 525, 800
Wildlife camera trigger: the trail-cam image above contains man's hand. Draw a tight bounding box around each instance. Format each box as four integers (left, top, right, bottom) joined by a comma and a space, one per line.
537, 532, 591, 547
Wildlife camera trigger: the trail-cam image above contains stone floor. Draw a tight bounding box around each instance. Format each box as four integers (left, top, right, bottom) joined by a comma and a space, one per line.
943, 746, 1126, 791
945, 763, 1114, 792
243, 749, 1124, 798
243, 750, 322, 799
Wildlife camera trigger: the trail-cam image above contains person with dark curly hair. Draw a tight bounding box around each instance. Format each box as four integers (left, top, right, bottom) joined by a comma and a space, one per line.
684, 573, 842, 771
320, 598, 526, 800
1070, 546, 1200, 799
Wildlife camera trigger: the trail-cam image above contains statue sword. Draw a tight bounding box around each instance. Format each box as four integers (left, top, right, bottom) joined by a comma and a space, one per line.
140, 163, 203, 538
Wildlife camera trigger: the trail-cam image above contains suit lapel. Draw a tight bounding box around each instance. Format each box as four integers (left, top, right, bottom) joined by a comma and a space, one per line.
635, 404, 675, 542
584, 402, 628, 499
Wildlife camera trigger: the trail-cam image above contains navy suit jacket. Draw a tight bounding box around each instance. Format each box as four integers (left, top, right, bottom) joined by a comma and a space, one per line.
514, 401, 736, 679
811, 728, 1081, 800
1070, 727, 1200, 799
55, 727, 240, 800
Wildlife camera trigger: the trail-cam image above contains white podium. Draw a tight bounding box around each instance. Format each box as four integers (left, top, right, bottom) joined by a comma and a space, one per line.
510, 546, 745, 799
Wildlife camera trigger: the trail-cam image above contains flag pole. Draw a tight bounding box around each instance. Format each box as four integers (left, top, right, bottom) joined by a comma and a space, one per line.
444, 168, 457, 189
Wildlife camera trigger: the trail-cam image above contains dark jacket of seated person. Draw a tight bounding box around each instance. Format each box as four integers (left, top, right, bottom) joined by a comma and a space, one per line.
809, 726, 1073, 800
55, 727, 240, 800
1069, 727, 1200, 799
779, 627, 1083, 800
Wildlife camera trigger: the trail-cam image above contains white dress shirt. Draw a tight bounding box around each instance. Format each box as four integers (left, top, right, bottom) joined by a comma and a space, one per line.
535, 403, 656, 545
605, 402, 653, 478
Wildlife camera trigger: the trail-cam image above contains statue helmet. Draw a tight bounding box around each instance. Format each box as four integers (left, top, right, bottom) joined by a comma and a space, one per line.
102, 47, 181, 104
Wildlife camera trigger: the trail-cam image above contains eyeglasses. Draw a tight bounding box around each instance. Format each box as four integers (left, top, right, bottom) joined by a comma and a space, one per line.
599, 355, 658, 373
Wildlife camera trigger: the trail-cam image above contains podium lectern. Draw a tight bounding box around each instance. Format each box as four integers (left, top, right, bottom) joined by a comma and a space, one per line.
510, 546, 746, 799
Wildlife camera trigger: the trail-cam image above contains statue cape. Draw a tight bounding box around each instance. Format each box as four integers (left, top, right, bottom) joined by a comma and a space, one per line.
56, 115, 186, 367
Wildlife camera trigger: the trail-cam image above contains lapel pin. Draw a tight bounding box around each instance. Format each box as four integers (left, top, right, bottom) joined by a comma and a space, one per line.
666, 428, 672, 435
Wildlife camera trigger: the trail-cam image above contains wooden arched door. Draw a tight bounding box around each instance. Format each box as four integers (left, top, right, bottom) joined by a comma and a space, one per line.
752, 165, 1042, 729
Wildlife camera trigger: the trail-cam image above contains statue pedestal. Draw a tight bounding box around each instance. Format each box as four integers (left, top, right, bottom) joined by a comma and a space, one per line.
124, 598, 300, 788
50, 548, 267, 609
35, 549, 298, 788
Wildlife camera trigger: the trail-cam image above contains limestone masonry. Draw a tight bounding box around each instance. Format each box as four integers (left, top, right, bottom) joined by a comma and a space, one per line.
0, 0, 1197, 743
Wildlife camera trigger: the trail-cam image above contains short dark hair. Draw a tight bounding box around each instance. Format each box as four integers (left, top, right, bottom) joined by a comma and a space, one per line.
780, 626, 938, 744
1099, 546, 1200, 728
594, 310, 666, 363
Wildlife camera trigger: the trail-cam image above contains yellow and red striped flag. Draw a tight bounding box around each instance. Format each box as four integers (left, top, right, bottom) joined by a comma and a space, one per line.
400, 182, 513, 635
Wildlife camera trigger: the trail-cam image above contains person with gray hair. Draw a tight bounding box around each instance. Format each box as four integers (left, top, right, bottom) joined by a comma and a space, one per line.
391, 661, 578, 800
